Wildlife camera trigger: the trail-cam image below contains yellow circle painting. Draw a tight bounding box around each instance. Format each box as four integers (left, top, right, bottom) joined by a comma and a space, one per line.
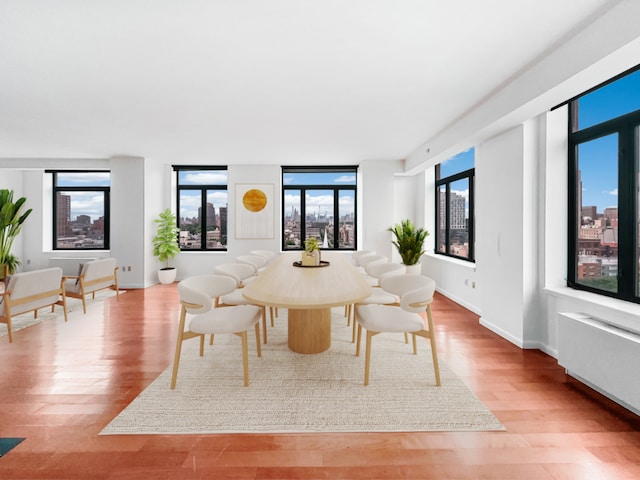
242, 189, 268, 212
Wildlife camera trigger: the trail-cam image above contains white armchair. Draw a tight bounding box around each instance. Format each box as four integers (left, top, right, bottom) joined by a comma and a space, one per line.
63, 258, 120, 313
1, 267, 68, 343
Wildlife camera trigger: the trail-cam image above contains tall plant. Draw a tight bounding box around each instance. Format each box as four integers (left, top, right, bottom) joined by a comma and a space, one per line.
388, 219, 428, 266
152, 208, 180, 270
0, 189, 33, 274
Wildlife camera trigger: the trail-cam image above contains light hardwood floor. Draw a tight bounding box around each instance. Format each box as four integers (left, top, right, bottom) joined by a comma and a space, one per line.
0, 283, 639, 479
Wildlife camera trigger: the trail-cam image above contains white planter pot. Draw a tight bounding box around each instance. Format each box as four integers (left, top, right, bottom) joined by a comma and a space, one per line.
404, 263, 422, 275
158, 267, 177, 284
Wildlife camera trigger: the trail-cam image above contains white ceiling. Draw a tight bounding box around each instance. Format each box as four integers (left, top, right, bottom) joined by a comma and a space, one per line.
0, 0, 619, 167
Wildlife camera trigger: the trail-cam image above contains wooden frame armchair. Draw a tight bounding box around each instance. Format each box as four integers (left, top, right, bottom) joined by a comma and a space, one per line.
63, 258, 120, 313
1, 267, 68, 343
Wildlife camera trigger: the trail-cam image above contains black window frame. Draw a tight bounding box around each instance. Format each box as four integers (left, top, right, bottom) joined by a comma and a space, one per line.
567, 77, 640, 304
48, 170, 111, 251
281, 165, 358, 251
435, 165, 475, 262
174, 165, 228, 251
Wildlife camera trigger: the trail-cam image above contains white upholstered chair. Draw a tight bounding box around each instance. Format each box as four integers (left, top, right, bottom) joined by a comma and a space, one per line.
1, 267, 68, 343
214, 263, 268, 343
63, 258, 120, 313
355, 274, 441, 386
250, 250, 278, 263
235, 254, 268, 274
171, 274, 262, 388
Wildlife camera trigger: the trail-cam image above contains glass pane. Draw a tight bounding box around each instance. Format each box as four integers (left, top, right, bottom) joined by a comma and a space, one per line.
576, 134, 618, 292
178, 170, 227, 185
179, 190, 202, 250
337, 190, 355, 249
637, 127, 640, 297
448, 178, 470, 259
56, 172, 110, 187
206, 189, 227, 249
283, 189, 301, 250
55, 191, 105, 248
437, 185, 446, 253
577, 69, 640, 131
305, 189, 333, 247
283, 171, 356, 186
439, 148, 474, 178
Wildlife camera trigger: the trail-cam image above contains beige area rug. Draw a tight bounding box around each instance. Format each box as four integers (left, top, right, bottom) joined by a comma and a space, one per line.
101, 308, 504, 434
0, 289, 124, 338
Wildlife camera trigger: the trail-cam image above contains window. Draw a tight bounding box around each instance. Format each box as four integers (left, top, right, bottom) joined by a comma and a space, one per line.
282, 166, 357, 251
175, 166, 227, 251
435, 148, 475, 262
568, 66, 640, 302
49, 171, 110, 250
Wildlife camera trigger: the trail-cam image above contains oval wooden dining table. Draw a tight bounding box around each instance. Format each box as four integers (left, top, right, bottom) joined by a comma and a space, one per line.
242, 251, 372, 354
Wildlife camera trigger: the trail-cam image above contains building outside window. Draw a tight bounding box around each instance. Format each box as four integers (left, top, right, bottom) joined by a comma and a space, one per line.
282, 166, 357, 251
50, 171, 110, 250
175, 166, 227, 251
435, 149, 475, 262
567, 65, 640, 302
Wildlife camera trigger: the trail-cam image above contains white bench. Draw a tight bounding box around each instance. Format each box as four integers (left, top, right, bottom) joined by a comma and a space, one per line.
1, 267, 68, 343
63, 258, 120, 313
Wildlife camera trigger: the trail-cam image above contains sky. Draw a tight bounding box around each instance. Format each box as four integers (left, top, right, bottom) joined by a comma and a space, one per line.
577, 68, 640, 212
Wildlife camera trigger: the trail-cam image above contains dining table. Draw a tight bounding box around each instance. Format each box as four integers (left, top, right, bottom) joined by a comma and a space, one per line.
242, 251, 372, 354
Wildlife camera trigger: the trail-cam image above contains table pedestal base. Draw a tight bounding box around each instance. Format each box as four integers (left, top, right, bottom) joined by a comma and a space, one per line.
288, 308, 331, 354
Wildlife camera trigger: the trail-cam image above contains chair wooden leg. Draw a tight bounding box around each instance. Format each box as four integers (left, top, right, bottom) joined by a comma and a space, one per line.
5, 317, 14, 343
170, 308, 187, 389
355, 324, 363, 356
412, 333, 417, 354
238, 331, 250, 387
364, 330, 373, 386
269, 307, 275, 327
261, 306, 268, 344
351, 305, 358, 343
404, 332, 409, 344
254, 323, 262, 357
199, 334, 205, 356
427, 306, 441, 386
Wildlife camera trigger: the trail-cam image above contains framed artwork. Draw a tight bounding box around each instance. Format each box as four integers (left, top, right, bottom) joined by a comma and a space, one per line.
235, 183, 274, 239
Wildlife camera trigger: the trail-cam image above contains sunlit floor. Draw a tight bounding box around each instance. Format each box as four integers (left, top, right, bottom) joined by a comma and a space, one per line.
0, 283, 639, 479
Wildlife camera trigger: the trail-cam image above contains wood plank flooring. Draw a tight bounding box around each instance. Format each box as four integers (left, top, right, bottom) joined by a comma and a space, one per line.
1, 283, 639, 479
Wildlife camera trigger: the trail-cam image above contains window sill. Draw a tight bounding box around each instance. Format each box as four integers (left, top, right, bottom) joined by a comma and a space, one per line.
424, 251, 476, 270
544, 286, 640, 335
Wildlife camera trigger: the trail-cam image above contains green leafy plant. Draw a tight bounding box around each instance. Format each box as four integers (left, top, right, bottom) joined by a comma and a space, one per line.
0, 189, 33, 274
388, 219, 428, 266
304, 237, 320, 253
152, 208, 180, 270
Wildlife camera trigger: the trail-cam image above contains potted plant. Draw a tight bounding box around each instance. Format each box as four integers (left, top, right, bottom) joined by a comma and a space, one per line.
302, 237, 321, 266
0, 189, 33, 277
388, 219, 428, 274
152, 208, 180, 284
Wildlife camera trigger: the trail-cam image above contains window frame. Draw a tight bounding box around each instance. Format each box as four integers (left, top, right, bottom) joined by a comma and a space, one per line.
48, 170, 110, 251
174, 165, 228, 251
281, 165, 358, 251
567, 99, 640, 304
435, 165, 475, 263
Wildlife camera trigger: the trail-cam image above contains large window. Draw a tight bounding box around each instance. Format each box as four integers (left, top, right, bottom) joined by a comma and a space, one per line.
568, 66, 640, 303
435, 149, 475, 262
50, 171, 110, 250
282, 166, 357, 251
175, 166, 227, 251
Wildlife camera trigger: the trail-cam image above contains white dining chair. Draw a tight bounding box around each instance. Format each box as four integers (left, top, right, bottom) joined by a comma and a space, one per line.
171, 275, 262, 388
214, 263, 268, 344
236, 254, 268, 275
355, 274, 441, 386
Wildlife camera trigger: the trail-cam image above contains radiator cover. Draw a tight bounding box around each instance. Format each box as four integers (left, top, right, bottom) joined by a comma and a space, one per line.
557, 312, 640, 414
